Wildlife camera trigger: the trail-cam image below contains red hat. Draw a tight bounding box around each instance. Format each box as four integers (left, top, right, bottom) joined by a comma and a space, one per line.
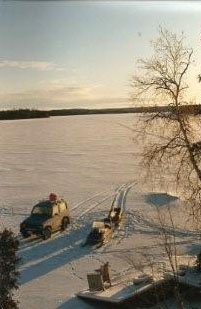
49, 193, 57, 202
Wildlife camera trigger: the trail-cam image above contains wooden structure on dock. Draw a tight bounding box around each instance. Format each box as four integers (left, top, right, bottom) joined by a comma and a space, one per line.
78, 268, 201, 306
87, 262, 111, 292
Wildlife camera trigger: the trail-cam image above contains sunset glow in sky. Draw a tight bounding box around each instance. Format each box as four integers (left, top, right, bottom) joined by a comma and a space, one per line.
0, 1, 201, 110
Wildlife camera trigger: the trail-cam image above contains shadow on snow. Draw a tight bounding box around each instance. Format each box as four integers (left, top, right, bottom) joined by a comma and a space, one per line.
20, 222, 92, 285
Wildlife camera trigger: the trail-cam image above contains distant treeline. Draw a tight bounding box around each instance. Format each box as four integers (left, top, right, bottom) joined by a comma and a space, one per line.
0, 105, 201, 120
0, 109, 49, 120
49, 105, 201, 116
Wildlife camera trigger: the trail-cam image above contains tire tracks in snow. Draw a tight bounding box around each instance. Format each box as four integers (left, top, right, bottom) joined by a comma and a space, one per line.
19, 189, 115, 252
19, 182, 137, 281
19, 182, 134, 255
102, 188, 201, 251
99, 181, 137, 251
77, 181, 134, 218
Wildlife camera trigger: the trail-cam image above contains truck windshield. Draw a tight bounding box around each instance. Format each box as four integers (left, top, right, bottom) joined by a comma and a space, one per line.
32, 204, 51, 216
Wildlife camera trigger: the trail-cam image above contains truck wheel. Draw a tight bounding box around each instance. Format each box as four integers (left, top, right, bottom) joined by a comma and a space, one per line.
43, 227, 52, 240
22, 231, 29, 238
61, 217, 70, 231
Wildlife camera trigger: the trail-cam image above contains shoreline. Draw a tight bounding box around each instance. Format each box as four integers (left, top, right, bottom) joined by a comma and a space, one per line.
0, 105, 200, 121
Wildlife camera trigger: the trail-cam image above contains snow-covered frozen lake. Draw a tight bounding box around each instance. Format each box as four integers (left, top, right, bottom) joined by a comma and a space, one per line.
0, 114, 139, 212
0, 114, 200, 308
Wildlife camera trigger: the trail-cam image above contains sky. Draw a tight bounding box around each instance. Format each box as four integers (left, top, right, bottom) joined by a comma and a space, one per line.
0, 1, 201, 110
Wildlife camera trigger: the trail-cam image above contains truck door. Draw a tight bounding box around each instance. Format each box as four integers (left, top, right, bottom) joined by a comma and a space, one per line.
52, 204, 60, 230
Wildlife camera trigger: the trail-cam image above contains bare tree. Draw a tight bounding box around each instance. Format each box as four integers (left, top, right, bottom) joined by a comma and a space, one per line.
131, 28, 201, 221
156, 206, 185, 309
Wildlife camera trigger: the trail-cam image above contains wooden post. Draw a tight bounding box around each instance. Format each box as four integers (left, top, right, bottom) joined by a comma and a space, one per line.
101, 262, 111, 287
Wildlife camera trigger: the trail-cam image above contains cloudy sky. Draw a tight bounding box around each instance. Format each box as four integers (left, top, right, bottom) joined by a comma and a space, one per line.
0, 1, 201, 110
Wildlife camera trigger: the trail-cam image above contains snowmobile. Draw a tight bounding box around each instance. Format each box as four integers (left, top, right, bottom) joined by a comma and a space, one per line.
108, 198, 125, 226
85, 218, 113, 248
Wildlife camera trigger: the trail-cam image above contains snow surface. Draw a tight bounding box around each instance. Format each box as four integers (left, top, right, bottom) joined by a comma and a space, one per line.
0, 114, 200, 308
